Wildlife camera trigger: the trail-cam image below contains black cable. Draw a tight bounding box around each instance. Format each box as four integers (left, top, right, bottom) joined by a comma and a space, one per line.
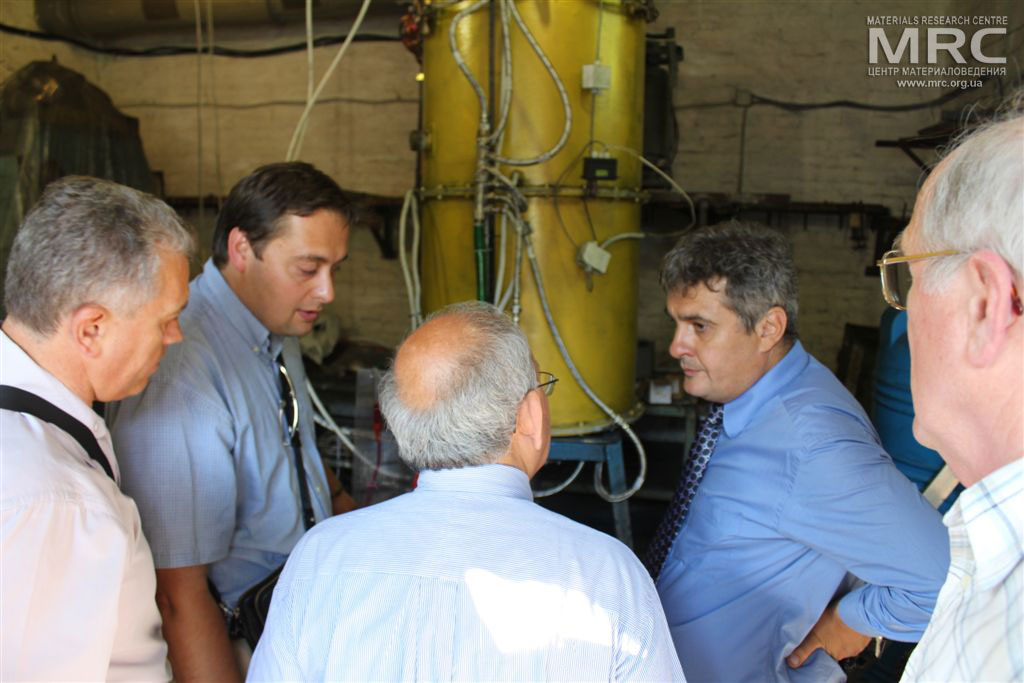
118, 95, 416, 109
0, 21, 398, 58
551, 141, 602, 250
674, 24, 1024, 116
675, 80, 990, 114
737, 105, 750, 195
581, 194, 599, 241
751, 83, 981, 113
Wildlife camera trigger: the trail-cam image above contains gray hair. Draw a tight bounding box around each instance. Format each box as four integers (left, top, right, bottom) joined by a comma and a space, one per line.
660, 222, 799, 340
916, 98, 1024, 290
4, 176, 194, 336
378, 301, 536, 471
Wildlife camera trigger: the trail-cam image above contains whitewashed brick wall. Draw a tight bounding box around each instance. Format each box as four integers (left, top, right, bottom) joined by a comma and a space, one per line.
3, 0, 1021, 365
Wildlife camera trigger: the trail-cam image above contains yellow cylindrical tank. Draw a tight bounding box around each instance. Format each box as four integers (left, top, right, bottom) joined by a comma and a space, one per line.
419, 0, 648, 434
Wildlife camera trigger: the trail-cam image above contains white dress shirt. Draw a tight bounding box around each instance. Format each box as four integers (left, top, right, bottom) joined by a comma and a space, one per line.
249, 464, 685, 682
902, 457, 1023, 682
1, 331, 168, 681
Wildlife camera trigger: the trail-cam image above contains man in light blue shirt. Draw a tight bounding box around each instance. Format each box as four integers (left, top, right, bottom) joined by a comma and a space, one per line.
249, 301, 685, 682
652, 223, 949, 682
107, 162, 356, 681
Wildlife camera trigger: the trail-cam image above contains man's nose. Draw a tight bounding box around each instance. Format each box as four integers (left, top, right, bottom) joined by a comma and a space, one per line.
669, 330, 690, 359
315, 270, 335, 304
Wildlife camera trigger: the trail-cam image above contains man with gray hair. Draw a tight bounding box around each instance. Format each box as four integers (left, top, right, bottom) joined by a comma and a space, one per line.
881, 109, 1023, 682
0, 176, 192, 680
248, 301, 684, 681
648, 222, 949, 682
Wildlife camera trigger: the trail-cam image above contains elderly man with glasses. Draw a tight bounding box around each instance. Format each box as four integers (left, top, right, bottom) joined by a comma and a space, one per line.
248, 301, 685, 682
876, 108, 1023, 683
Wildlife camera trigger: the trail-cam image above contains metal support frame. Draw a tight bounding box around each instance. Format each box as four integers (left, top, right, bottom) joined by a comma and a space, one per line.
547, 433, 632, 548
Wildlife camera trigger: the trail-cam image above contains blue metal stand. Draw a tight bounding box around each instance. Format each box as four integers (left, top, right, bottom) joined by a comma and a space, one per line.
547, 432, 632, 548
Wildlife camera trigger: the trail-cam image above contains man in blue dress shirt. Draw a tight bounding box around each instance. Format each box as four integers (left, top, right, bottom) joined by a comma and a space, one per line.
107, 162, 357, 681
651, 222, 949, 682
249, 301, 685, 682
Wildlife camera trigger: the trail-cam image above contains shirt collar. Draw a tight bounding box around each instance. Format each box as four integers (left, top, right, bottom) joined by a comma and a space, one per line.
0, 330, 113, 465
948, 458, 1024, 590
195, 258, 283, 357
415, 463, 534, 501
722, 340, 809, 438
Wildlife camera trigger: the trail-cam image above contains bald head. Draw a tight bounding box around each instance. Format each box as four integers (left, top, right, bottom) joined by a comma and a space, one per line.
379, 302, 538, 471
393, 314, 483, 413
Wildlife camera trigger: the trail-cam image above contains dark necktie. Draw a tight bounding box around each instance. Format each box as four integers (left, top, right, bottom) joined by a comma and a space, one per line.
644, 402, 725, 579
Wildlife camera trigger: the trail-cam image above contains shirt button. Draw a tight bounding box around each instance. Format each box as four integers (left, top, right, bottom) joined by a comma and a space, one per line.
960, 575, 971, 589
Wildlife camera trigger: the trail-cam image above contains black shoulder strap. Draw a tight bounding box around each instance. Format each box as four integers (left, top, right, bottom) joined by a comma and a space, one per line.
0, 385, 116, 482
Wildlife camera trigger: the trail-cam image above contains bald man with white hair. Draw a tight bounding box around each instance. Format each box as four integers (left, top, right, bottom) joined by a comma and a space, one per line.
876, 106, 1023, 682
248, 301, 684, 681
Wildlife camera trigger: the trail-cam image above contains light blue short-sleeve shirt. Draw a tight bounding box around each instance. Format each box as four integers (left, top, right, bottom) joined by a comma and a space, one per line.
107, 259, 331, 606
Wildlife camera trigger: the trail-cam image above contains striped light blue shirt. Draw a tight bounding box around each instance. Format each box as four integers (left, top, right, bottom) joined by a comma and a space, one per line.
902, 457, 1023, 682
107, 259, 332, 607
248, 464, 685, 682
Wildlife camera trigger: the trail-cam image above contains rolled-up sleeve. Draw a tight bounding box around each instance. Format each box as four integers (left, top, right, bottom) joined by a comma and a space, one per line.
779, 438, 950, 640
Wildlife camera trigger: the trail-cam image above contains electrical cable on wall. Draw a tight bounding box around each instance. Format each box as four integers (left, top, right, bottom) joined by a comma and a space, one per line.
205, 0, 225, 202
398, 189, 423, 328
281, 0, 383, 475
192, 0, 204, 229
117, 95, 416, 109
605, 143, 697, 231
305, 0, 315, 106
0, 21, 398, 57
307, 379, 379, 470
285, 0, 374, 161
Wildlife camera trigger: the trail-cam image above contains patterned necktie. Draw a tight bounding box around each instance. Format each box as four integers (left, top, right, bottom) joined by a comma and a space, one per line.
644, 402, 725, 579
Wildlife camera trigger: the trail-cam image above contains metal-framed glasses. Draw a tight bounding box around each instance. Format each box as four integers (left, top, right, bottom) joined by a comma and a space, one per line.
875, 249, 961, 311
537, 371, 559, 396
278, 362, 300, 445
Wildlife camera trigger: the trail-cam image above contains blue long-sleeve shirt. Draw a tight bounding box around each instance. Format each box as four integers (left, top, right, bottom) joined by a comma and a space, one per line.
656, 341, 950, 683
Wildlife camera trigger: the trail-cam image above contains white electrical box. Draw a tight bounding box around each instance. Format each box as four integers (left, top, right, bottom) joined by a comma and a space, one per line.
579, 241, 611, 274
582, 63, 611, 92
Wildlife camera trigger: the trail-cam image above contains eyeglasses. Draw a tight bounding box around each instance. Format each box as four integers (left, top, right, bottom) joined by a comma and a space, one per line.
537, 371, 558, 396
875, 249, 962, 311
278, 362, 299, 445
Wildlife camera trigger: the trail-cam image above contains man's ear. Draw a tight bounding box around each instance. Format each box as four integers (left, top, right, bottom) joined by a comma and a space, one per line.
964, 250, 1018, 368
226, 227, 253, 273
756, 306, 787, 352
68, 304, 109, 358
515, 389, 546, 454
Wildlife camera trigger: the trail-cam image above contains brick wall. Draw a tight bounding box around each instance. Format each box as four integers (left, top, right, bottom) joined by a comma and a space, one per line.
3, 0, 1021, 363
640, 0, 1023, 370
